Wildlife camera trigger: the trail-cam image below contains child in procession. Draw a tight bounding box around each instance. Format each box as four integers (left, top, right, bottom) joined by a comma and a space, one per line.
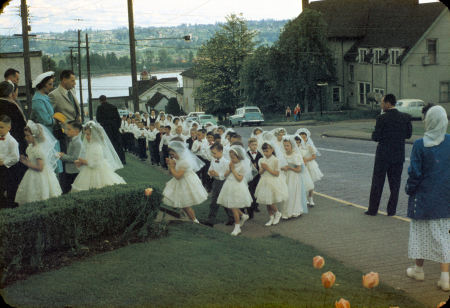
246, 137, 263, 218
58, 120, 83, 194
0, 115, 20, 208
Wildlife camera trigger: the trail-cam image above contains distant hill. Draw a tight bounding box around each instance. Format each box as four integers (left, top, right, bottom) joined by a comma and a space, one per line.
0, 19, 289, 57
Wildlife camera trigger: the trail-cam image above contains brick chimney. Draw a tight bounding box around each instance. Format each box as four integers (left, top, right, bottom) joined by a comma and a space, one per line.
302, 0, 309, 10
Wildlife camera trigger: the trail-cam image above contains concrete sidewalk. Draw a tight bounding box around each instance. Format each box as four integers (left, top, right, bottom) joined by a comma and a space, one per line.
211, 193, 449, 307
321, 129, 421, 144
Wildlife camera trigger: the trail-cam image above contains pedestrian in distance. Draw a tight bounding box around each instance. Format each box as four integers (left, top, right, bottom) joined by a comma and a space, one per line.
285, 106, 291, 121
405, 104, 450, 292
366, 94, 412, 216
294, 104, 301, 121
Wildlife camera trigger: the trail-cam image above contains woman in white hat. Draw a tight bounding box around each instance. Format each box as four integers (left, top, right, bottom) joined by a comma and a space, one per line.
30, 71, 64, 173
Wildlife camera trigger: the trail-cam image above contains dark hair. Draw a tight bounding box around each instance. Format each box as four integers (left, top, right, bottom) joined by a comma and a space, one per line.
0, 114, 12, 124
248, 137, 257, 145
206, 131, 214, 137
294, 136, 301, 142
0, 81, 14, 98
421, 103, 435, 117
165, 125, 171, 130
36, 75, 54, 90
99, 95, 107, 102
231, 134, 242, 140
299, 132, 307, 136
67, 120, 82, 131
261, 142, 276, 156
383, 94, 396, 106
228, 132, 237, 139
213, 133, 221, 141
210, 142, 223, 152
198, 128, 206, 134
4, 68, 19, 79
60, 70, 75, 80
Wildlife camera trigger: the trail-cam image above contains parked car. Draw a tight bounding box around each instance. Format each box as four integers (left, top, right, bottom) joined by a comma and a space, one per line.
118, 109, 130, 117
229, 106, 264, 127
197, 114, 218, 126
395, 99, 426, 118
187, 111, 205, 118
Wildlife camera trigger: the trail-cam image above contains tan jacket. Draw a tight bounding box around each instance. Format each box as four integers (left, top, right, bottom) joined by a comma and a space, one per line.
49, 85, 81, 122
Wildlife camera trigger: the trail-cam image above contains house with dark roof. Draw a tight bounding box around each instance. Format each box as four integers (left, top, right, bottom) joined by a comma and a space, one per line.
303, 0, 449, 111
180, 67, 203, 113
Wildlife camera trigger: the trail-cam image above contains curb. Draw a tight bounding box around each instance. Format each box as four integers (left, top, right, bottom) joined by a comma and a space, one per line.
321, 132, 420, 145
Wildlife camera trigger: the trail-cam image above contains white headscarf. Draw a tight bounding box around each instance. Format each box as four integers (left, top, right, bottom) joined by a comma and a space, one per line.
82, 121, 123, 171
296, 127, 321, 156
281, 135, 304, 163
260, 131, 288, 167
229, 144, 254, 183
168, 140, 204, 172
423, 105, 448, 147
26, 120, 59, 171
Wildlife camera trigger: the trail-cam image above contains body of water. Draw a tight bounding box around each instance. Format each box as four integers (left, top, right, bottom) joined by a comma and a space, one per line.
74, 71, 182, 104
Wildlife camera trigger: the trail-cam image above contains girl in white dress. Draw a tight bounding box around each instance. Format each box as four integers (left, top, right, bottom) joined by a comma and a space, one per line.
217, 145, 253, 236
280, 136, 308, 219
272, 127, 287, 150
255, 142, 289, 226
298, 129, 322, 206
15, 120, 62, 205
72, 121, 126, 192
162, 140, 208, 223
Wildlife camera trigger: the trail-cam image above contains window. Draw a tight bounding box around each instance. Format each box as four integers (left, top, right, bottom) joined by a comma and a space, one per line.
427, 39, 437, 64
358, 48, 368, 63
349, 65, 354, 82
359, 82, 371, 105
332, 87, 342, 104
390, 49, 400, 65
440, 82, 450, 103
373, 49, 383, 64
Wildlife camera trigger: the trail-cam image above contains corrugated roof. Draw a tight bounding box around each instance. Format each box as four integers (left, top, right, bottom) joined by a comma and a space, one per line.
146, 92, 168, 108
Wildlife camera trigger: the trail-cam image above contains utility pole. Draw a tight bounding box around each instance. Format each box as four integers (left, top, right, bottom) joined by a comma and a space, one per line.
20, 0, 32, 117
77, 30, 85, 123
70, 49, 74, 71
86, 33, 93, 120
127, 0, 139, 112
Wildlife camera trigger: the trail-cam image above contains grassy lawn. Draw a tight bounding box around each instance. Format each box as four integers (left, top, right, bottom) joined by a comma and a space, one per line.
1, 155, 423, 307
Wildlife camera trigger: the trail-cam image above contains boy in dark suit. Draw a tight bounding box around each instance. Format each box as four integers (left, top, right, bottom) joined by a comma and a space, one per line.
366, 94, 412, 216
246, 137, 262, 218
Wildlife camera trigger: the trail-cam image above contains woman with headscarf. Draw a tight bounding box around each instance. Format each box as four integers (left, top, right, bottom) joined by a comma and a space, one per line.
30, 71, 64, 174
405, 104, 450, 292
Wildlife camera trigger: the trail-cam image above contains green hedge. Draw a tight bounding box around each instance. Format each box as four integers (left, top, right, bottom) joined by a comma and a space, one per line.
0, 184, 165, 284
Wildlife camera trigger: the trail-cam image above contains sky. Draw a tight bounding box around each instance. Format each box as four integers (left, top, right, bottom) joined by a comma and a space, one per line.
0, 0, 441, 35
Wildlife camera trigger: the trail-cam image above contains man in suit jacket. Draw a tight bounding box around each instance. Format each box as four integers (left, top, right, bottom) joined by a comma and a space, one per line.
366, 94, 412, 216
96, 95, 125, 164
49, 70, 81, 153
247, 137, 263, 219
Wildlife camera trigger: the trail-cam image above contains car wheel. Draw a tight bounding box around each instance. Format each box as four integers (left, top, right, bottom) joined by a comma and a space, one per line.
239, 122, 243, 127
231, 123, 235, 128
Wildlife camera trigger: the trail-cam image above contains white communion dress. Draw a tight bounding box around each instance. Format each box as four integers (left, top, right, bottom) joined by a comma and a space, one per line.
71, 143, 126, 191
217, 162, 253, 209
280, 153, 308, 219
15, 144, 62, 205
162, 159, 208, 208
301, 144, 323, 182
298, 146, 315, 192
255, 155, 289, 205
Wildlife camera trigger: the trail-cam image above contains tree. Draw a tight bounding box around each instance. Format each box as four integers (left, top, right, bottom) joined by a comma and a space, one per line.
275, 9, 336, 112
42, 55, 58, 71
165, 97, 185, 116
194, 14, 256, 117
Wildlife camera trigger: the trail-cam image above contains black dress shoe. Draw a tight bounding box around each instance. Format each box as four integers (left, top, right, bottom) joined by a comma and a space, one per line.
201, 221, 214, 227
364, 211, 377, 216
387, 212, 396, 217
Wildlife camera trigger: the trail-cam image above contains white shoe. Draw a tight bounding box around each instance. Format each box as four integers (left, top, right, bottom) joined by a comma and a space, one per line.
437, 279, 450, 291
240, 214, 249, 227
193, 219, 200, 224
406, 267, 424, 281
231, 226, 241, 236
309, 198, 315, 206
265, 216, 274, 226
272, 211, 282, 225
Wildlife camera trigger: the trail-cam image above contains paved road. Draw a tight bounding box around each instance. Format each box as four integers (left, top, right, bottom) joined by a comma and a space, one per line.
234, 124, 414, 217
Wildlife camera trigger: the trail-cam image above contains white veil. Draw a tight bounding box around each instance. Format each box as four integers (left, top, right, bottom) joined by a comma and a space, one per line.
168, 140, 204, 172
26, 120, 59, 171
423, 105, 448, 147
260, 131, 288, 167
296, 128, 321, 156
229, 144, 254, 183
281, 135, 304, 165
83, 121, 123, 171
156, 113, 167, 126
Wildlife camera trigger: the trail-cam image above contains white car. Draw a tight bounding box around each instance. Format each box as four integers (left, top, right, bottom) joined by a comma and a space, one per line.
395, 99, 425, 118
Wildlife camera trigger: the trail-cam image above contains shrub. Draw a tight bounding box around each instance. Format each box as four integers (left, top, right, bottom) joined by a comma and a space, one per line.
0, 184, 165, 284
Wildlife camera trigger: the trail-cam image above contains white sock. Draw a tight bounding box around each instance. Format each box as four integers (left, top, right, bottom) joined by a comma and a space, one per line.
193, 218, 199, 224
441, 272, 449, 281
415, 265, 424, 273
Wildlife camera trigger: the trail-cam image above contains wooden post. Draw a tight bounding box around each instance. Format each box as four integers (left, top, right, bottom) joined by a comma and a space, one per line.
127, 0, 139, 112
77, 30, 85, 123
20, 0, 32, 117
85, 33, 93, 120
70, 49, 74, 71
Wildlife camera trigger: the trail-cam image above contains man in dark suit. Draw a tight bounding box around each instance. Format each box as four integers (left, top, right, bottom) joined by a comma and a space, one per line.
247, 137, 263, 219
366, 94, 412, 216
96, 95, 126, 164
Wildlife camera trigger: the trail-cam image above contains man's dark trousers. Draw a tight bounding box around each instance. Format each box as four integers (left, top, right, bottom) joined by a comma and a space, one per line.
207, 179, 233, 224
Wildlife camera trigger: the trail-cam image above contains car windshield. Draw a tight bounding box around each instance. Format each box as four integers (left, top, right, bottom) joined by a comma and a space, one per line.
200, 115, 212, 119
397, 102, 403, 106
245, 108, 260, 113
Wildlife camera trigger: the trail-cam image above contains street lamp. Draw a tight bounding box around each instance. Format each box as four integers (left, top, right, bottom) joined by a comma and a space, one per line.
316, 82, 328, 116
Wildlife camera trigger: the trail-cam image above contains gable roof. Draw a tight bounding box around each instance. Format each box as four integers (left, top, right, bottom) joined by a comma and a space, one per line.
146, 92, 168, 108
306, 0, 446, 61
